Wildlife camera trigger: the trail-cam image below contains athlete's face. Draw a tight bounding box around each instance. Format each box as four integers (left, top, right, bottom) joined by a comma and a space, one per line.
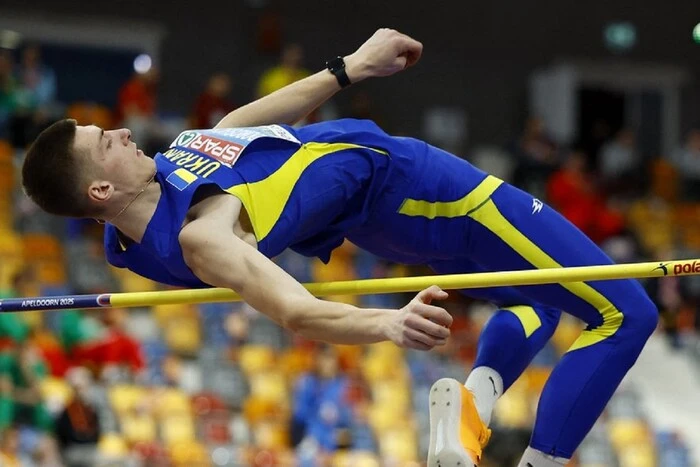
73, 125, 153, 204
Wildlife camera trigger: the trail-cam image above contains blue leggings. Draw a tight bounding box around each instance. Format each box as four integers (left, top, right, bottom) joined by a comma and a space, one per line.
428, 179, 658, 458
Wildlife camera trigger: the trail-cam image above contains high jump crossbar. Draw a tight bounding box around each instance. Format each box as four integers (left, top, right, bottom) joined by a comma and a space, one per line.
0, 259, 697, 313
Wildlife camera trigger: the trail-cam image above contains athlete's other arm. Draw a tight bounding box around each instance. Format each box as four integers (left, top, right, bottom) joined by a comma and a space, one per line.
213, 28, 422, 129
179, 218, 451, 349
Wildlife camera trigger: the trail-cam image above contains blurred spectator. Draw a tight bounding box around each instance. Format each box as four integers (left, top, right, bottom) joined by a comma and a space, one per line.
546, 149, 625, 244
598, 128, 643, 198
54, 367, 100, 467
0, 340, 52, 432
10, 44, 58, 148
291, 346, 353, 452
192, 72, 236, 129
646, 248, 688, 350
115, 68, 158, 124
71, 308, 145, 383
115, 68, 166, 155
0, 49, 18, 140
347, 90, 383, 127
0, 425, 33, 466
509, 116, 559, 197
670, 129, 700, 200
257, 43, 310, 98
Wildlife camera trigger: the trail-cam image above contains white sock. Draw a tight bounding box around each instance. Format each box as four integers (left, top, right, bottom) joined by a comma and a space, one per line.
464, 366, 503, 426
517, 447, 569, 467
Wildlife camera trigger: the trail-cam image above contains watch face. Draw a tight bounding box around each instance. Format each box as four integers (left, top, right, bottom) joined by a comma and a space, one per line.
328, 57, 344, 71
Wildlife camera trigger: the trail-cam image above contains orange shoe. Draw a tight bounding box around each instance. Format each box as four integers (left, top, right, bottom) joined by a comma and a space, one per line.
427, 378, 492, 467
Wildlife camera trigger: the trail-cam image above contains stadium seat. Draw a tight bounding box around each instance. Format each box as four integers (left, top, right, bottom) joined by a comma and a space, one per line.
163, 314, 201, 356
22, 233, 63, 260
238, 345, 277, 375
252, 419, 289, 450
108, 384, 148, 415
248, 371, 288, 404
121, 412, 157, 444
65, 102, 114, 129
40, 376, 73, 409
160, 413, 197, 444
331, 450, 381, 467
110, 265, 159, 293
97, 432, 129, 457
168, 439, 210, 467
608, 419, 654, 452
243, 396, 285, 426
277, 346, 315, 381
377, 426, 418, 463
152, 387, 192, 419
191, 391, 228, 416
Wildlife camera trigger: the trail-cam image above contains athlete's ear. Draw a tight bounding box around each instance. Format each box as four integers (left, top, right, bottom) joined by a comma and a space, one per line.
88, 180, 114, 203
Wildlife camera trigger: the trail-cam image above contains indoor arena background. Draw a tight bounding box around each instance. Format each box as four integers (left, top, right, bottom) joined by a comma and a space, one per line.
0, 1, 699, 466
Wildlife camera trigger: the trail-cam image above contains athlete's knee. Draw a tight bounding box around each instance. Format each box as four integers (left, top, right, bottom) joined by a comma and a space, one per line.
620, 292, 659, 339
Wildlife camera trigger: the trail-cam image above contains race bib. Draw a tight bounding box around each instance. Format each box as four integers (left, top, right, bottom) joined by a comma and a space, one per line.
169, 125, 301, 167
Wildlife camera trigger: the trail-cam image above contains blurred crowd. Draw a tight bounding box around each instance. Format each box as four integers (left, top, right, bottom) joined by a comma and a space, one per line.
0, 32, 698, 467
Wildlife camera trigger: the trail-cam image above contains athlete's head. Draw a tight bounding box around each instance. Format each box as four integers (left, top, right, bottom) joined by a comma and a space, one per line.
22, 118, 154, 219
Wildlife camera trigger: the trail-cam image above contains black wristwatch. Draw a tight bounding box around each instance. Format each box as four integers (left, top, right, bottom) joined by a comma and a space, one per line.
326, 56, 352, 88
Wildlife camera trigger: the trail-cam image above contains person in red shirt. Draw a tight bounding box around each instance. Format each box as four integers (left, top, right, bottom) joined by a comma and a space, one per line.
546, 149, 625, 244
192, 72, 236, 129
115, 68, 158, 126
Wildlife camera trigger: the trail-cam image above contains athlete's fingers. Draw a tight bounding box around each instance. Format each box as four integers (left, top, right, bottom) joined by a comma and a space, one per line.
414, 285, 449, 304
395, 34, 423, 67
412, 302, 452, 324
407, 313, 451, 339
404, 338, 432, 351
403, 328, 441, 348
393, 55, 408, 70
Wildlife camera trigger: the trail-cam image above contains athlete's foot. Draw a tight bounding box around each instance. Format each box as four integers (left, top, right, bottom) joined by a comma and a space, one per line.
427, 378, 492, 467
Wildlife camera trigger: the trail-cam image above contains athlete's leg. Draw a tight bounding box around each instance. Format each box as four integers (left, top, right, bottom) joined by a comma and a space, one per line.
430, 259, 562, 422
461, 178, 658, 460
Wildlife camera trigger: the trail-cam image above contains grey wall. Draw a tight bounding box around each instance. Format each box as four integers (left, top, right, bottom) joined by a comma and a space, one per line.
2, 0, 699, 147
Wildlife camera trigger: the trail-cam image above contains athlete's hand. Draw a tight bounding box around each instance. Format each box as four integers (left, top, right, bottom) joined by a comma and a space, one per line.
344, 28, 423, 83
383, 285, 453, 351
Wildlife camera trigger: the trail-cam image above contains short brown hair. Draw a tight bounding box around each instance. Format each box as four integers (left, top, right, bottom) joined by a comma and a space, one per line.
21, 119, 95, 217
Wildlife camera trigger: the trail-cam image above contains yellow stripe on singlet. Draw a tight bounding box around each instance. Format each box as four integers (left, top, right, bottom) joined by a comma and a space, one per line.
225, 142, 387, 242
398, 174, 624, 351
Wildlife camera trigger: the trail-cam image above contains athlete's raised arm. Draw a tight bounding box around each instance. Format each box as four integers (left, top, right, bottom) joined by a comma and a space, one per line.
178, 217, 450, 349
213, 28, 422, 129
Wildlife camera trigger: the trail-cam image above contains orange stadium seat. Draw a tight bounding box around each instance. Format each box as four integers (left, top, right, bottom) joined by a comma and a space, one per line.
238, 344, 277, 375
277, 346, 315, 381
243, 396, 283, 426
22, 233, 63, 260
65, 102, 114, 129
252, 420, 290, 450
168, 439, 210, 467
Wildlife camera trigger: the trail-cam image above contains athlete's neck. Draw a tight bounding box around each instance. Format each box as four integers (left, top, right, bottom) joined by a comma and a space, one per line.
109, 180, 162, 244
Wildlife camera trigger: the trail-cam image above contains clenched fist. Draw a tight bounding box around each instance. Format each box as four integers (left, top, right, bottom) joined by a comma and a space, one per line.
344, 28, 423, 83
383, 285, 453, 351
